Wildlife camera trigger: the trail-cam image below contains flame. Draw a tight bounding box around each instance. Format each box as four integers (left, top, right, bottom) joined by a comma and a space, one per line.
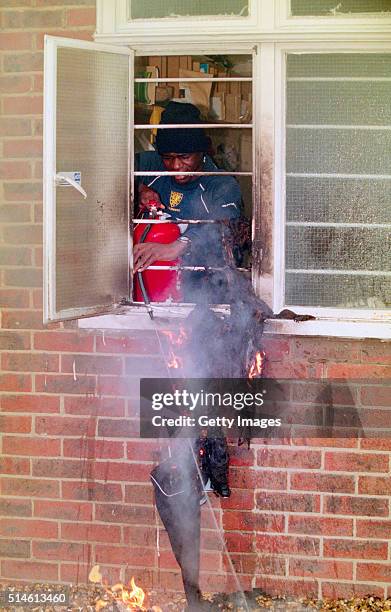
248, 350, 266, 379
95, 577, 154, 611
161, 327, 187, 347
167, 351, 183, 369
162, 327, 187, 369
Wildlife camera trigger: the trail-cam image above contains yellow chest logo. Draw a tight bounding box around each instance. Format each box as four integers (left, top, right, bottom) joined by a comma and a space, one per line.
169, 191, 183, 211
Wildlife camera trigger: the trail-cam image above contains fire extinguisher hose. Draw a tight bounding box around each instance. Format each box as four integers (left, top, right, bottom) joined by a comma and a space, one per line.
137, 222, 154, 320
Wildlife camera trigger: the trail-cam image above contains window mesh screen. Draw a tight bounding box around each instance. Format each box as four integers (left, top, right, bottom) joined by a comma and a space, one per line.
285, 54, 391, 309
56, 48, 129, 312
129, 0, 249, 19
291, 0, 391, 16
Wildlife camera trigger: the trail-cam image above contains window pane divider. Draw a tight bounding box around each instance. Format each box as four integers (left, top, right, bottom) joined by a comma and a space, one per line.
137, 265, 249, 271
287, 77, 391, 82
286, 221, 391, 228
135, 123, 253, 129
133, 219, 233, 224
287, 124, 391, 130
286, 269, 391, 276
134, 171, 253, 176
287, 172, 391, 180
135, 77, 252, 83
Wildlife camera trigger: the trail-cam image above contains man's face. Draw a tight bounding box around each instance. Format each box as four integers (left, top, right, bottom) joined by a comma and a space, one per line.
161, 152, 203, 184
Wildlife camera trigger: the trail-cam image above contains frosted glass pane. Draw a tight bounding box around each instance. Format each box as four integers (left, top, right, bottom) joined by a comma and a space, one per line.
286, 177, 391, 224
287, 53, 391, 77
285, 52, 391, 309
56, 48, 129, 312
286, 227, 390, 271
129, 0, 249, 19
287, 129, 391, 175
287, 82, 391, 125
291, 0, 391, 16
286, 274, 390, 309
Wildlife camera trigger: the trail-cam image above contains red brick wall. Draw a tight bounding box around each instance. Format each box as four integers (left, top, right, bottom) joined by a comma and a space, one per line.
1, 2, 391, 600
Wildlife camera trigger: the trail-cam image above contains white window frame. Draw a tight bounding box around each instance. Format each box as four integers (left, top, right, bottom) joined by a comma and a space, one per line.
96, 0, 263, 43
43, 35, 133, 323
79, 1, 391, 338
273, 40, 391, 324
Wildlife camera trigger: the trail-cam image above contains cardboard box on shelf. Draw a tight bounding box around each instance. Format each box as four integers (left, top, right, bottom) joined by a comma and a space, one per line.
167, 56, 180, 97
225, 93, 241, 123
229, 79, 241, 96
240, 132, 252, 172
179, 56, 186, 70
241, 80, 252, 98
178, 68, 212, 115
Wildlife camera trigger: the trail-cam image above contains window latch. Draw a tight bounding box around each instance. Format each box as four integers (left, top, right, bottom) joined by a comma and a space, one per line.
55, 173, 87, 199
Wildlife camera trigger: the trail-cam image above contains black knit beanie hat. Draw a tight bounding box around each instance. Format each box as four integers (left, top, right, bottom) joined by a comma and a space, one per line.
155, 102, 209, 154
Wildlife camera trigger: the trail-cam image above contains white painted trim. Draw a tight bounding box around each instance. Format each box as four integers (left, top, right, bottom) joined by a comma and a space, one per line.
43, 35, 132, 323
94, 32, 391, 48
78, 304, 231, 330
272, 41, 391, 51
288, 77, 391, 81
286, 269, 391, 277
96, 0, 391, 45
128, 43, 134, 300
283, 305, 390, 320
286, 222, 391, 229
263, 318, 391, 340
287, 125, 391, 131
135, 77, 253, 83
273, 42, 286, 314
43, 35, 57, 325
78, 311, 391, 340
134, 171, 253, 176
135, 124, 253, 129
287, 172, 391, 180
251, 44, 261, 296
44, 34, 132, 55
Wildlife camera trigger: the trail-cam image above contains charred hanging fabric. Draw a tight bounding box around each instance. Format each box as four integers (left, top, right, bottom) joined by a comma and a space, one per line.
150, 452, 203, 609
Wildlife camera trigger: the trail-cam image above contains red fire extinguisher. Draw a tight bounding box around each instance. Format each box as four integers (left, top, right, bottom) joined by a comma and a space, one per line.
133, 206, 182, 304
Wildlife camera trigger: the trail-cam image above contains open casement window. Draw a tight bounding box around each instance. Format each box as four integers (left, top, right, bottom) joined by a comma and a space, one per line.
43, 36, 133, 323
44, 37, 255, 323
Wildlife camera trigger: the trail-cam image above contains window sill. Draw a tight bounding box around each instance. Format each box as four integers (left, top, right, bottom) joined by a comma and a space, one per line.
78, 307, 391, 339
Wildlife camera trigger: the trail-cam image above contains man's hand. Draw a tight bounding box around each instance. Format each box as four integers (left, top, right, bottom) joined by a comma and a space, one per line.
138, 184, 164, 213
134, 241, 187, 272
